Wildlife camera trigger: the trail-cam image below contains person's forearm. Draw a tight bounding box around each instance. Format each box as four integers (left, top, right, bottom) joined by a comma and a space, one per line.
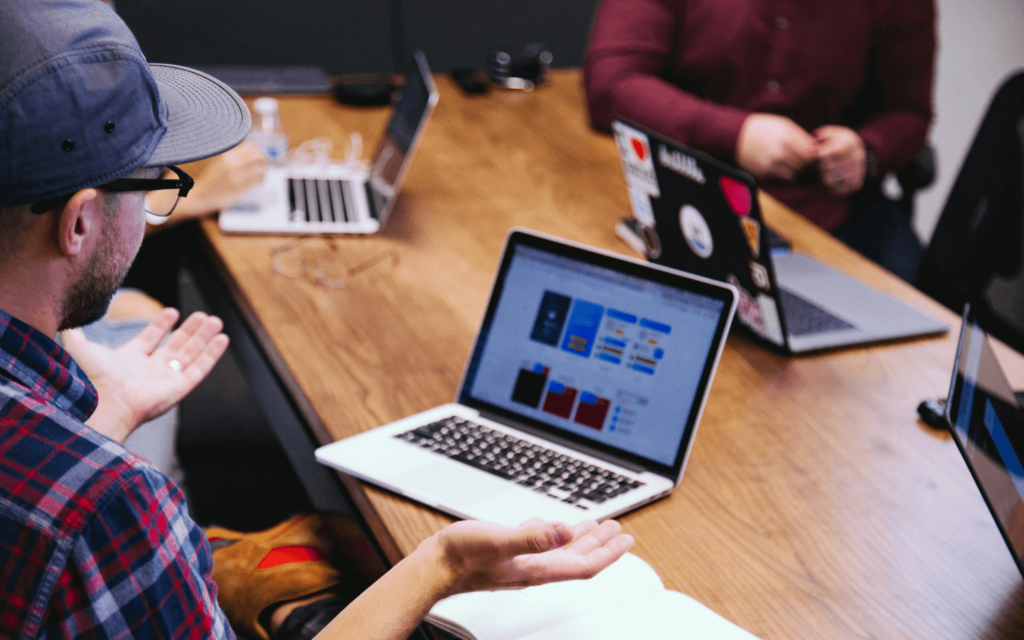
583, 0, 749, 158
587, 70, 750, 159
313, 536, 453, 640
312, 518, 633, 639
858, 0, 935, 174
857, 111, 930, 176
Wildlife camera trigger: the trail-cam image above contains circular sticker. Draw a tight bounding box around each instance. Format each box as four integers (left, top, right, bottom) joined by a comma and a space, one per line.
679, 204, 713, 259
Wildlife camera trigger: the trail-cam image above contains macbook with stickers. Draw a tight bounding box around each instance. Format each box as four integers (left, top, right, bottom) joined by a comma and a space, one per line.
218, 50, 438, 235
315, 228, 737, 526
611, 118, 947, 353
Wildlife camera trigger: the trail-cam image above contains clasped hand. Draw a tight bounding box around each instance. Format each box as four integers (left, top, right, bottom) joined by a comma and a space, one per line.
61, 309, 229, 443
736, 114, 866, 194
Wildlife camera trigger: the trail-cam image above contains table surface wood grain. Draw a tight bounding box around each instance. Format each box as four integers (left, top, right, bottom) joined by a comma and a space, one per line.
192, 69, 1024, 639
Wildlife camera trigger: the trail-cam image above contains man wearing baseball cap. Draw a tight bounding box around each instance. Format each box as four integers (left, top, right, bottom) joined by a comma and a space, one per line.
0, 1, 632, 639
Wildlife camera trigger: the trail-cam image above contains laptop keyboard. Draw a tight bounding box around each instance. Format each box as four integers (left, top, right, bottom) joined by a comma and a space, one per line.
779, 288, 856, 336
288, 178, 356, 223
394, 416, 645, 511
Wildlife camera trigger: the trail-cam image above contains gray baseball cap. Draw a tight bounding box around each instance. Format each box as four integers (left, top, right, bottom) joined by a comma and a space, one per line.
0, 0, 251, 208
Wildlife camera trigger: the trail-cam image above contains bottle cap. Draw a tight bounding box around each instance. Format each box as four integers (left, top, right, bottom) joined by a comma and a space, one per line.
253, 97, 279, 115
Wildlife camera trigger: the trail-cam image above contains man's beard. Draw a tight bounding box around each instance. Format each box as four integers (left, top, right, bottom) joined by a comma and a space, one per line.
58, 211, 135, 331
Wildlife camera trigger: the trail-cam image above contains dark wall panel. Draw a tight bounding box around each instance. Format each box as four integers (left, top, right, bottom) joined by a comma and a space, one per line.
118, 0, 392, 72
403, 0, 600, 72
118, 0, 600, 74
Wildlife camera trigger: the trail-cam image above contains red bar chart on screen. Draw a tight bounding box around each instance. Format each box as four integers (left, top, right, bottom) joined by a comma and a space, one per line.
574, 392, 611, 430
542, 381, 577, 419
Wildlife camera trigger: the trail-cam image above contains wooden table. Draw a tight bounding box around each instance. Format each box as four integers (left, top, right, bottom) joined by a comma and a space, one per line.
191, 70, 1024, 639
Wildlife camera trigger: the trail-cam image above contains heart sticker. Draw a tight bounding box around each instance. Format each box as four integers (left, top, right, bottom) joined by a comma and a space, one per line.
631, 138, 647, 161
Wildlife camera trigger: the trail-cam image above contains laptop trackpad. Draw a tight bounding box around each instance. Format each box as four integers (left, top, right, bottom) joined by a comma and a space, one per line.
390, 462, 516, 507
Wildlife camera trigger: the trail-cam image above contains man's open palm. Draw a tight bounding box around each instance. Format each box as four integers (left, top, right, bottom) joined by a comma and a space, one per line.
62, 309, 229, 442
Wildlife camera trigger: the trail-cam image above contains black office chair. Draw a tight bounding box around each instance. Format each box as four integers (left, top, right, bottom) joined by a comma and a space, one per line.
915, 70, 1024, 353
895, 145, 936, 216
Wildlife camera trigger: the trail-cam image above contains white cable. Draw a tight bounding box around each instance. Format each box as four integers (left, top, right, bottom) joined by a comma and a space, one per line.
343, 132, 364, 169
286, 133, 367, 171
288, 137, 333, 166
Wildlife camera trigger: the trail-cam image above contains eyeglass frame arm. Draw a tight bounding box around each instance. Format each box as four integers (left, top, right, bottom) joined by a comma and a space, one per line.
29, 165, 194, 215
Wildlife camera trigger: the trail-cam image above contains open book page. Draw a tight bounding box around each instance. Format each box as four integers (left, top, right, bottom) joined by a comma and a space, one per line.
517, 590, 762, 640
426, 553, 663, 640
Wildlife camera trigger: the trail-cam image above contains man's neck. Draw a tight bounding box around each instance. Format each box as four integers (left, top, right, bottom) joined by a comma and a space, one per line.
0, 260, 69, 338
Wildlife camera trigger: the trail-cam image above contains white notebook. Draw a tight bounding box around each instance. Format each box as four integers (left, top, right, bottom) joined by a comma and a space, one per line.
426, 553, 761, 640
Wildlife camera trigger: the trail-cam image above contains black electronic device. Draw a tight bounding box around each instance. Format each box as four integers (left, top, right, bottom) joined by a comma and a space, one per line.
334, 75, 399, 107
487, 43, 552, 91
451, 68, 489, 95
916, 397, 948, 430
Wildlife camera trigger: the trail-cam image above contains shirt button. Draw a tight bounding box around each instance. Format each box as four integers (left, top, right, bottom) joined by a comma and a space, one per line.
776, 16, 789, 29
767, 80, 781, 94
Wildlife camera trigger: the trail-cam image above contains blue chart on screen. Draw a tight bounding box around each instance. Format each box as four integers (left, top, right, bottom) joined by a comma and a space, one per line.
561, 300, 605, 357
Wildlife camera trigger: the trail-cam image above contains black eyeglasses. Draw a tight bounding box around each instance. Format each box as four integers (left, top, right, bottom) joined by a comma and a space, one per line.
30, 165, 194, 216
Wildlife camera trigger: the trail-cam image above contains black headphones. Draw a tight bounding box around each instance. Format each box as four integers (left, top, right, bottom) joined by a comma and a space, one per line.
487, 43, 553, 91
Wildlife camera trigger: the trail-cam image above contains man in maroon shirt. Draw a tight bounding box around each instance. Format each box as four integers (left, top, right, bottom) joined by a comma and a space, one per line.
585, 0, 935, 280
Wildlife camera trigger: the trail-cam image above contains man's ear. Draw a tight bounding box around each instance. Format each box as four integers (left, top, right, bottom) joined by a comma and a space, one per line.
55, 189, 102, 257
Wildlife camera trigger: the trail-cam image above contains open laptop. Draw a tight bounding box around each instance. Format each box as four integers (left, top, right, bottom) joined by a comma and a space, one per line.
315, 229, 737, 526
218, 50, 438, 235
611, 118, 947, 353
946, 306, 1024, 579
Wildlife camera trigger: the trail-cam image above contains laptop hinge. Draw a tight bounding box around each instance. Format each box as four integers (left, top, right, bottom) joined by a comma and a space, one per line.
365, 182, 380, 220
476, 409, 648, 474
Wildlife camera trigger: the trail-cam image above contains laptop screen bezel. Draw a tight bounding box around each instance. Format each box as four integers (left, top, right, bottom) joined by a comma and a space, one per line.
945, 305, 1024, 579
368, 49, 439, 228
455, 228, 737, 480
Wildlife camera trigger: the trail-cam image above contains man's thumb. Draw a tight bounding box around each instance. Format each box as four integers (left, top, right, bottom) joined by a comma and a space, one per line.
508, 522, 573, 556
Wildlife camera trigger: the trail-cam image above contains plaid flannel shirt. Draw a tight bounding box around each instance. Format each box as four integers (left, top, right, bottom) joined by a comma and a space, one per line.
0, 311, 232, 639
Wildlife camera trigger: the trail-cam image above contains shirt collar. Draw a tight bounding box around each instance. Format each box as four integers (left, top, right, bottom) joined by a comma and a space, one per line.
0, 310, 98, 422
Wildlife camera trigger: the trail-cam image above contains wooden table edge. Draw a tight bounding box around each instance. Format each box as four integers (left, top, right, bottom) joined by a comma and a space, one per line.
196, 219, 408, 567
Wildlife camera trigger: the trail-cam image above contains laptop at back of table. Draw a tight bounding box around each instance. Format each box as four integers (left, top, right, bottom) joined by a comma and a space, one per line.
218, 50, 438, 235
611, 118, 946, 353
315, 229, 737, 525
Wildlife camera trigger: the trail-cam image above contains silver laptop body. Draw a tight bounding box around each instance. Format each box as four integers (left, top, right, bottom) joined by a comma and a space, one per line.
611, 118, 946, 354
772, 253, 946, 352
316, 229, 738, 526
219, 50, 438, 235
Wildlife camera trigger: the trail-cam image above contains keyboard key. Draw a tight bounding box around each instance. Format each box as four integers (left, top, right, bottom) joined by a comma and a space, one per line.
394, 416, 646, 501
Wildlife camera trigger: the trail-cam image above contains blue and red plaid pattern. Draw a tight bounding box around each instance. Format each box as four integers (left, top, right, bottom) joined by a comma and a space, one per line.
0, 311, 232, 639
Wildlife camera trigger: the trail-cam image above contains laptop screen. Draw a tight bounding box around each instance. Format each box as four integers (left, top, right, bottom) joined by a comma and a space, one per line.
947, 310, 1024, 577
367, 50, 437, 224
460, 231, 735, 476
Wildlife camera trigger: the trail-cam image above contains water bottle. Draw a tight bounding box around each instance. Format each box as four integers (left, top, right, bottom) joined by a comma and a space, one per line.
249, 97, 289, 165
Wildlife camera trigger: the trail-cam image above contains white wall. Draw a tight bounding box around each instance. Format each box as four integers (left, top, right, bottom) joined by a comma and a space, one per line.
913, 0, 1024, 243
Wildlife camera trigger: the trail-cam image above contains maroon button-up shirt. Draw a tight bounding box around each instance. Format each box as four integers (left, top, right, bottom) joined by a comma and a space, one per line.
584, 0, 936, 230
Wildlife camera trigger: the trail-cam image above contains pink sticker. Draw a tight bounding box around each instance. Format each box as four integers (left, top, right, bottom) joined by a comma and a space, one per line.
720, 176, 752, 217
